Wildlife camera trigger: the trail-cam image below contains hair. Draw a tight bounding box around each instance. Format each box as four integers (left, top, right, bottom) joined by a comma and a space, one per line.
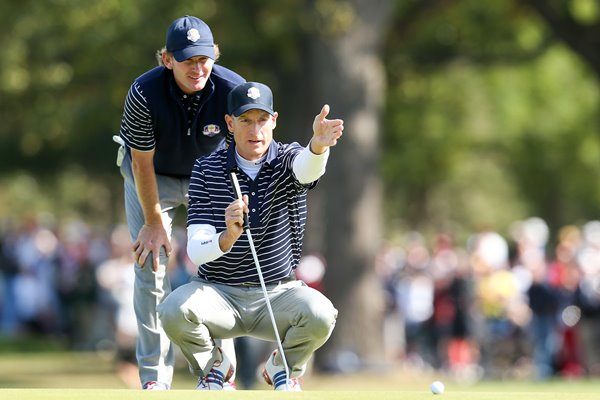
156, 44, 221, 66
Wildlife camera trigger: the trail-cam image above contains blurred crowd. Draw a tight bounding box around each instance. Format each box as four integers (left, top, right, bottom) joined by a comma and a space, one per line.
1, 214, 600, 385
0, 214, 196, 387
377, 217, 600, 382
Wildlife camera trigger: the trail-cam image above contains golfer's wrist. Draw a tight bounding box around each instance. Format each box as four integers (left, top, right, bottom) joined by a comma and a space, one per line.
219, 229, 240, 252
309, 139, 328, 155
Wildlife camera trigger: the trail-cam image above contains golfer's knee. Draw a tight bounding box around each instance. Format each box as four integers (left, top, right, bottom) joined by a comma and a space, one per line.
303, 301, 338, 339
157, 297, 186, 336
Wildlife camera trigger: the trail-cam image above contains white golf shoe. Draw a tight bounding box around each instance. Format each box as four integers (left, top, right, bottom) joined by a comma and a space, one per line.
262, 350, 302, 391
196, 347, 235, 390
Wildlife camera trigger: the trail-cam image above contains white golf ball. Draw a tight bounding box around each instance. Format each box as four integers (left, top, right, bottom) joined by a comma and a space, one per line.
430, 380, 445, 395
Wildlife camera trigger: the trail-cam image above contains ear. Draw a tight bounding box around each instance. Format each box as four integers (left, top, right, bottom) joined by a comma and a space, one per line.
271, 112, 278, 129
162, 52, 174, 70
225, 114, 235, 132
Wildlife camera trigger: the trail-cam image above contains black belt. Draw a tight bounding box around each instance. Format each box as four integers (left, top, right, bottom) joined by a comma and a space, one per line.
239, 273, 296, 287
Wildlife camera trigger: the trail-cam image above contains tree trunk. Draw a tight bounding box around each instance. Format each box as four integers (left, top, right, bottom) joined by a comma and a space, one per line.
303, 0, 394, 370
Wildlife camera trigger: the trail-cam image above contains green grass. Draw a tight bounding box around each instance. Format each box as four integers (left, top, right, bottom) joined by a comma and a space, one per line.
1, 348, 600, 399
2, 388, 600, 400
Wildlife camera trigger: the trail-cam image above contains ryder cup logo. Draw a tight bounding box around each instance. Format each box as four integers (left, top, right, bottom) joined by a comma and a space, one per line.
202, 124, 221, 137
187, 28, 200, 42
247, 87, 261, 100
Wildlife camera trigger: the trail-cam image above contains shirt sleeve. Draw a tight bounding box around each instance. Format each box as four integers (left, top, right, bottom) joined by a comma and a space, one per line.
292, 143, 330, 184
119, 82, 155, 151
187, 224, 227, 266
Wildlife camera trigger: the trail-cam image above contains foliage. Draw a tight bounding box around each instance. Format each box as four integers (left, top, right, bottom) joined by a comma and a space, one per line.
0, 0, 599, 240
382, 0, 600, 239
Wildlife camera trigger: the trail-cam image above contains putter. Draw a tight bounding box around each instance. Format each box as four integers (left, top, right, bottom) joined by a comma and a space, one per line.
230, 172, 291, 390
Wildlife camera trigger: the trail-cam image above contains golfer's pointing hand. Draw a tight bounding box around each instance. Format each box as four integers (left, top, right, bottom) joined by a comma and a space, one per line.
310, 104, 344, 154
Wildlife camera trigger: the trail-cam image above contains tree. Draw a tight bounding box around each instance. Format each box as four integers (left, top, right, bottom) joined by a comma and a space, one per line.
301, 0, 395, 368
522, 0, 600, 82
381, 0, 600, 237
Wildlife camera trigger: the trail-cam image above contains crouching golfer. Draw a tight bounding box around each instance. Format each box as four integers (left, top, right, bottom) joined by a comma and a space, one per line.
157, 82, 342, 391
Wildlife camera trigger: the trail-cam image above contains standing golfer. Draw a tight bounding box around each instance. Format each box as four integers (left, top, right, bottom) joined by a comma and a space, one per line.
157, 82, 342, 390
117, 15, 244, 390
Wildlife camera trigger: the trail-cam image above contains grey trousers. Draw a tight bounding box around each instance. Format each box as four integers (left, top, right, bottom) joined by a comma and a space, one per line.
120, 151, 236, 386
157, 277, 338, 379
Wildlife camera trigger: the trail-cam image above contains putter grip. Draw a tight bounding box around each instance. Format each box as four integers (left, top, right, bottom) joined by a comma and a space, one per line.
230, 172, 250, 229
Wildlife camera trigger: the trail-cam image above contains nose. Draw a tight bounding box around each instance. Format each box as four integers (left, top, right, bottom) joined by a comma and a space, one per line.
250, 122, 262, 136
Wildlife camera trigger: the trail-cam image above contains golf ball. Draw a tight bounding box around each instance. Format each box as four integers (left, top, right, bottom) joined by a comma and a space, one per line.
430, 380, 445, 395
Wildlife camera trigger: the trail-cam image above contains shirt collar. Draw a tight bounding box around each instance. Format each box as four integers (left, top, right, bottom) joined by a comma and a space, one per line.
166, 69, 214, 103
226, 141, 281, 174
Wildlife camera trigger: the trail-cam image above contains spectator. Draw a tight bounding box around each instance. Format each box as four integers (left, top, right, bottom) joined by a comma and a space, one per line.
96, 225, 138, 388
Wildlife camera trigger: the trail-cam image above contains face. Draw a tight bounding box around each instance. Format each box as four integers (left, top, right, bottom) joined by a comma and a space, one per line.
226, 109, 278, 161
163, 53, 214, 94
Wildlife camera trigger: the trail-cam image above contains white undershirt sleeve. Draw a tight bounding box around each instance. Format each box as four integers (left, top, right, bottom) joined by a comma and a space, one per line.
293, 143, 330, 184
187, 224, 227, 266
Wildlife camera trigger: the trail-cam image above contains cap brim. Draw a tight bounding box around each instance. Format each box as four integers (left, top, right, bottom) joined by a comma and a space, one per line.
231, 104, 275, 117
172, 45, 215, 62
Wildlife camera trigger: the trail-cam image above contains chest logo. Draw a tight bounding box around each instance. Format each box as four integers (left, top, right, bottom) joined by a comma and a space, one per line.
202, 124, 221, 137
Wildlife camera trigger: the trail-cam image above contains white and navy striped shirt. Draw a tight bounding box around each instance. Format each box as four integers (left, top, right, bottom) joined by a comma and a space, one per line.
187, 141, 318, 285
120, 82, 155, 151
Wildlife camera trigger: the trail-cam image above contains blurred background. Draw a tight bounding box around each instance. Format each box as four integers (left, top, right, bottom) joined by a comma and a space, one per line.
1, 0, 600, 389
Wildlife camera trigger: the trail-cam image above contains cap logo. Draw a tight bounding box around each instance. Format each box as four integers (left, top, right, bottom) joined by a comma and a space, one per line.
247, 87, 261, 100
187, 28, 200, 42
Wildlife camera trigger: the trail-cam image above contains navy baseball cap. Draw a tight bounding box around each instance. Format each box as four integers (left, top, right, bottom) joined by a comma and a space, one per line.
227, 82, 275, 117
166, 16, 215, 61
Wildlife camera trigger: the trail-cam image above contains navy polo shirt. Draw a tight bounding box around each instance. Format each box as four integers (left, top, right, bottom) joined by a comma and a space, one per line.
119, 64, 245, 177
187, 141, 318, 285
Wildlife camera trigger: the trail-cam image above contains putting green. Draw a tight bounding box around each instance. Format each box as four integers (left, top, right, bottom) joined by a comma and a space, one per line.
1, 350, 600, 399
1, 389, 600, 400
